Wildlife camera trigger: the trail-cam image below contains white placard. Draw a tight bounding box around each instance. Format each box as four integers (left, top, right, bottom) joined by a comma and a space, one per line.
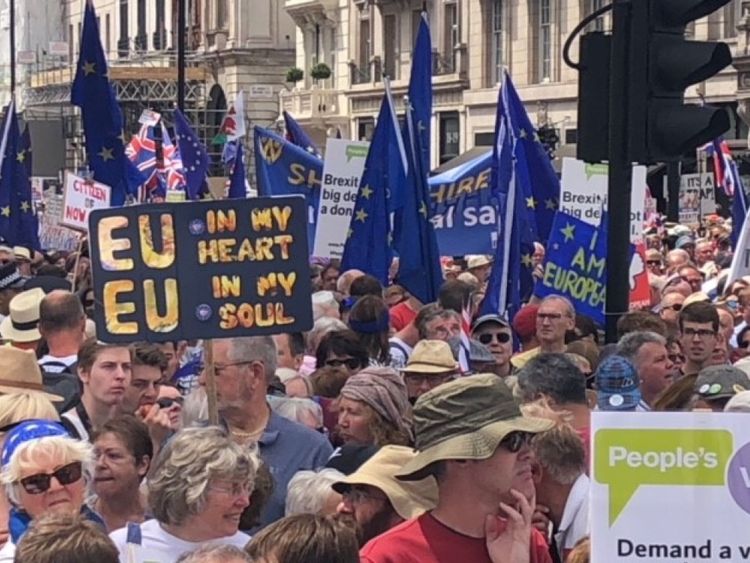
61, 172, 111, 232
591, 412, 750, 563
39, 189, 80, 251
677, 173, 715, 227
312, 138, 369, 258
559, 157, 648, 243
17, 51, 36, 64
248, 85, 274, 99
138, 109, 162, 127
48, 41, 69, 56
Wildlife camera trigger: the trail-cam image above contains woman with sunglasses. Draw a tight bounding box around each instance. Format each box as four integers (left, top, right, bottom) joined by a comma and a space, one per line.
0, 419, 102, 562
90, 416, 152, 532
315, 330, 369, 376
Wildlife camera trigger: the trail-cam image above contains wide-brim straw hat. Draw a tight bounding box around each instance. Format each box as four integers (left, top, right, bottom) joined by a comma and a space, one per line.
0, 288, 44, 343
397, 373, 552, 481
401, 340, 458, 374
0, 347, 63, 402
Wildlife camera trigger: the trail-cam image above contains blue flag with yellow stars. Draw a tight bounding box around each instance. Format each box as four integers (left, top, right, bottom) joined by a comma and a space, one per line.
341, 87, 406, 286
535, 211, 608, 325
71, 1, 141, 206
0, 102, 40, 250
501, 71, 560, 243
227, 141, 246, 199
283, 111, 322, 159
253, 126, 321, 253
19, 126, 31, 178
174, 109, 210, 200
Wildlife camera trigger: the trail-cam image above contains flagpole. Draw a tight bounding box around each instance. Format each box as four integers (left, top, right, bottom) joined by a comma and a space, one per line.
9, 0, 16, 94
177, 0, 186, 110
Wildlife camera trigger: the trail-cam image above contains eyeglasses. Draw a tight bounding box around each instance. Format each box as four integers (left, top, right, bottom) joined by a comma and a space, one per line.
666, 304, 683, 312
19, 462, 83, 495
403, 373, 454, 386
156, 396, 184, 409
477, 332, 512, 345
668, 354, 685, 364
499, 432, 532, 453
325, 358, 362, 370
209, 481, 251, 497
215, 361, 253, 374
682, 328, 716, 338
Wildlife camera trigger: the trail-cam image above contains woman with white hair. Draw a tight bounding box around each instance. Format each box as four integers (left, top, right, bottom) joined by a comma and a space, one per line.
0, 419, 100, 562
109, 426, 260, 563
285, 468, 345, 516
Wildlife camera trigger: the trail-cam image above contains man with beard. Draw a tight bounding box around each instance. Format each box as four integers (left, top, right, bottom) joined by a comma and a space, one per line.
678, 302, 720, 378
334, 445, 437, 545
360, 374, 554, 563
617, 332, 674, 411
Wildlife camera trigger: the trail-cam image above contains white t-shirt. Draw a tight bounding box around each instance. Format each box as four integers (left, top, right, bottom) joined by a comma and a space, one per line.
109, 519, 250, 563
0, 540, 14, 563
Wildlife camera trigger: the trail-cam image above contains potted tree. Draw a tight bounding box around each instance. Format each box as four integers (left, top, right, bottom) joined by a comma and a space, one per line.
310, 62, 332, 85
285, 67, 304, 88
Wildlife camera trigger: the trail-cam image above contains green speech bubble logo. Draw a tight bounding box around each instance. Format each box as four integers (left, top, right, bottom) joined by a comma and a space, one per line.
584, 163, 608, 180
345, 145, 368, 161
594, 429, 733, 526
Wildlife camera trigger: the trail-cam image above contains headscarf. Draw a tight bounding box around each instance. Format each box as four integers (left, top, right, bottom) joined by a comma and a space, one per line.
340, 367, 414, 442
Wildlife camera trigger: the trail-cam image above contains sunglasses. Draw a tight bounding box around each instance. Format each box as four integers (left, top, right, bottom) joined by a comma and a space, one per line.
156, 397, 184, 409
668, 354, 685, 363
646, 260, 662, 266
19, 462, 83, 495
478, 332, 511, 345
738, 341, 750, 349
666, 303, 682, 312
326, 358, 363, 370
499, 431, 532, 453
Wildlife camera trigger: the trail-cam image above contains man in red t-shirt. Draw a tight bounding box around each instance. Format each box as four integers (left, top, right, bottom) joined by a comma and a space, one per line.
360, 374, 554, 563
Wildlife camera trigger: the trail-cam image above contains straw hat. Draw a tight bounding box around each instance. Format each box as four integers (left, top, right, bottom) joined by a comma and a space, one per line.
397, 374, 553, 481
466, 255, 492, 270
0, 288, 44, 343
333, 445, 438, 520
402, 340, 458, 374
12, 246, 31, 262
0, 348, 63, 402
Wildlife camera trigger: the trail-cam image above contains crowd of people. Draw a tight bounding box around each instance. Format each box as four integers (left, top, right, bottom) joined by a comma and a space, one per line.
0, 217, 743, 562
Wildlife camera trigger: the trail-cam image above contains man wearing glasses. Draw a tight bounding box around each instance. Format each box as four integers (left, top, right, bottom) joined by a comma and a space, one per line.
512, 295, 575, 371
472, 314, 513, 378
678, 302, 720, 378
400, 340, 459, 403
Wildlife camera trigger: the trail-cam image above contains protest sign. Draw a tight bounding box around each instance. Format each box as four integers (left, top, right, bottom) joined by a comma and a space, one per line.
429, 151, 497, 255
591, 412, 750, 562
88, 196, 313, 343
535, 211, 608, 325
39, 189, 80, 252
313, 138, 369, 258
61, 172, 111, 232
559, 158, 648, 308
676, 173, 715, 226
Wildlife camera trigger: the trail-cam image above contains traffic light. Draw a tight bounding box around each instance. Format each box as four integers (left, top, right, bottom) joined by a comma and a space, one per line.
629, 0, 733, 163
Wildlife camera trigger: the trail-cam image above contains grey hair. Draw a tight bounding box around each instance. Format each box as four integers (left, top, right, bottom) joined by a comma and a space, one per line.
285, 468, 346, 516
148, 426, 260, 526
272, 397, 324, 429
616, 331, 667, 366
226, 336, 277, 382
2, 436, 94, 507
516, 353, 587, 405
312, 291, 340, 321
175, 545, 252, 563
306, 317, 348, 353
540, 295, 575, 318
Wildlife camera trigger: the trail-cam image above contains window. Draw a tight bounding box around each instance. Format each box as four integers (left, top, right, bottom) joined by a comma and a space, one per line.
475, 132, 495, 146
724, 0, 737, 38
358, 8, 371, 77
154, 0, 166, 49
587, 0, 605, 31
136, 0, 147, 50
68, 24, 74, 60
217, 0, 227, 29
105, 14, 111, 55
490, 0, 504, 84
383, 14, 398, 79
443, 1, 459, 72
439, 112, 460, 164
117, 0, 130, 57
358, 117, 375, 142
537, 0, 552, 82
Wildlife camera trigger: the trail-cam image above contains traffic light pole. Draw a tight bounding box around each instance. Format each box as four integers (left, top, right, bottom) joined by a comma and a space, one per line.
605, 0, 633, 343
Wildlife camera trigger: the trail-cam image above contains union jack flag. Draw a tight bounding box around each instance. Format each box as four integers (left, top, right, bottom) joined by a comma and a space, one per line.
125, 123, 186, 200
458, 303, 472, 375
704, 137, 737, 197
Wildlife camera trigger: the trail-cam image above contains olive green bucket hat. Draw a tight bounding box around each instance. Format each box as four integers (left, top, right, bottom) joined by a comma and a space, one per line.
396, 373, 553, 481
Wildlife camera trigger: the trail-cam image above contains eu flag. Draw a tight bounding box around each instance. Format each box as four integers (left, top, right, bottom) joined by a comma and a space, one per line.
19, 126, 31, 178
174, 109, 209, 200
341, 85, 406, 285
480, 71, 538, 319
71, 1, 139, 206
283, 111, 321, 158
500, 72, 560, 243
0, 102, 40, 249
395, 15, 442, 305
227, 141, 247, 199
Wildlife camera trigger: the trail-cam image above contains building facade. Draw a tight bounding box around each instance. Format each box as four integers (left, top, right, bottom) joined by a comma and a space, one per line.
282, 0, 747, 168
12, 0, 295, 181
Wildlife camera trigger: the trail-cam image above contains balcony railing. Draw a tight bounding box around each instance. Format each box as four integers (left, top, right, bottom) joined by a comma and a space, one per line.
280, 88, 342, 120
350, 62, 371, 85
